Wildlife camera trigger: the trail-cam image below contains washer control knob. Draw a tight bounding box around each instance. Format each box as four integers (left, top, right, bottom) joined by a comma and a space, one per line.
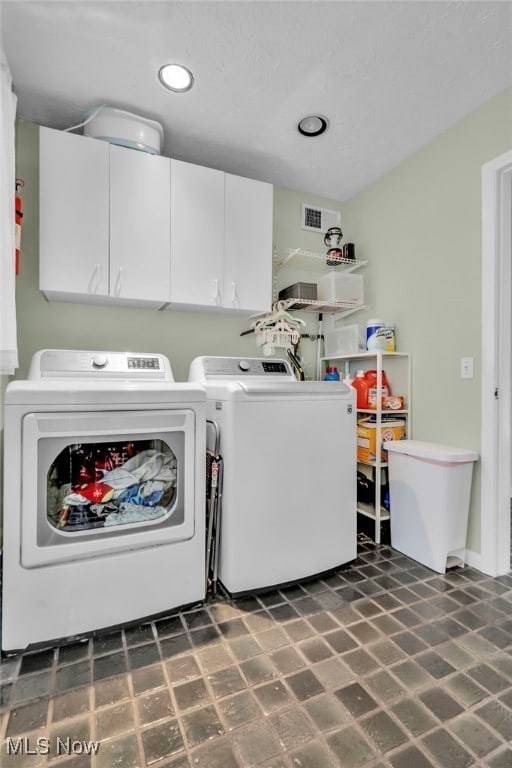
92, 354, 108, 369
238, 360, 250, 372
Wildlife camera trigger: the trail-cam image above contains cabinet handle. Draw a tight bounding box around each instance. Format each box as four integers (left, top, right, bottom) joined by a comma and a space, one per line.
231, 281, 239, 308
114, 267, 123, 297
213, 278, 222, 306
88, 263, 100, 294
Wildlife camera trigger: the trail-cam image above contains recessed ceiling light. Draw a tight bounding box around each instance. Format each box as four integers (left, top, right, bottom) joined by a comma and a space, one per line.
297, 115, 328, 137
158, 63, 194, 93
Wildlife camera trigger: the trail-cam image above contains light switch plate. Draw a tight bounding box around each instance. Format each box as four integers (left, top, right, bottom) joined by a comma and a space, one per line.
461, 357, 474, 379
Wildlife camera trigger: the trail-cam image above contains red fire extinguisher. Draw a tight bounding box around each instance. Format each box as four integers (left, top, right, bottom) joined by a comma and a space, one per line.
15, 178, 24, 276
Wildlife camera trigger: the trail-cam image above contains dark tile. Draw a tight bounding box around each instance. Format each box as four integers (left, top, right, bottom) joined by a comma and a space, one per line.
467, 662, 509, 693
56, 641, 90, 666
95, 733, 139, 768
182, 704, 224, 747
19, 649, 55, 675
279, 585, 307, 601
52, 687, 90, 721
444, 673, 487, 707
233, 721, 280, 766
271, 646, 306, 675
286, 669, 324, 701
391, 698, 438, 736
190, 626, 221, 648
324, 628, 358, 654
218, 690, 261, 728
141, 718, 185, 763
256, 627, 289, 651
293, 597, 323, 616
268, 603, 300, 622
346, 621, 381, 644
414, 623, 450, 646
422, 728, 475, 768
183, 609, 212, 630
419, 687, 464, 720
487, 747, 512, 768
270, 709, 313, 751
478, 627, 512, 649
291, 740, 336, 768
95, 674, 131, 706
124, 624, 155, 646
307, 613, 338, 633
417, 651, 456, 679
155, 615, 185, 637
93, 630, 123, 655
0, 683, 12, 712
11, 671, 52, 703
390, 745, 435, 768
130, 663, 165, 696
240, 655, 277, 684
93, 652, 127, 681
55, 660, 91, 692
95, 700, 134, 740
6, 698, 49, 735
258, 590, 285, 607
174, 678, 210, 712
253, 680, 293, 714
370, 614, 402, 636
336, 585, 365, 602
190, 737, 239, 768
284, 619, 316, 641
361, 710, 408, 752
136, 689, 174, 726
365, 670, 405, 703
342, 648, 379, 675
327, 726, 376, 767
449, 713, 502, 758
391, 660, 432, 691
303, 694, 349, 731
298, 637, 333, 663
218, 619, 249, 639
392, 631, 428, 655
475, 700, 512, 740
334, 682, 378, 717
167, 654, 201, 684
160, 633, 192, 659
208, 666, 246, 699
127, 642, 160, 670
229, 635, 262, 661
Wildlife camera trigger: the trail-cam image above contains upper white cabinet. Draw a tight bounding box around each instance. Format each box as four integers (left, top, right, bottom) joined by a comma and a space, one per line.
224, 173, 273, 313
168, 159, 273, 314
39, 127, 171, 307
169, 160, 225, 308
40, 127, 110, 301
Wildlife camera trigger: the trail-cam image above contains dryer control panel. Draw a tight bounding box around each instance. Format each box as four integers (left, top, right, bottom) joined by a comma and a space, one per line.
28, 350, 174, 381
190, 356, 295, 381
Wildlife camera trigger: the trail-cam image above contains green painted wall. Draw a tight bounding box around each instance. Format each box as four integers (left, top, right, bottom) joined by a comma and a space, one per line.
341, 86, 512, 553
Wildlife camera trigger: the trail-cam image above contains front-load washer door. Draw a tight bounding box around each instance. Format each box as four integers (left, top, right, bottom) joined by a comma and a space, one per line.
21, 409, 196, 567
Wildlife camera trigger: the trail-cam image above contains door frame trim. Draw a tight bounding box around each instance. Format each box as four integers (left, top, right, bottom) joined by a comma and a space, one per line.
481, 149, 512, 576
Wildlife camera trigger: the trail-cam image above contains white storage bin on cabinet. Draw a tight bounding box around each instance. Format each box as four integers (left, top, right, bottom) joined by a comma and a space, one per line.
386, 440, 478, 573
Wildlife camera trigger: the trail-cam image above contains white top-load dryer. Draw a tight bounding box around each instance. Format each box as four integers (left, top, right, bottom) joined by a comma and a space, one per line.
2, 350, 206, 652
189, 356, 356, 595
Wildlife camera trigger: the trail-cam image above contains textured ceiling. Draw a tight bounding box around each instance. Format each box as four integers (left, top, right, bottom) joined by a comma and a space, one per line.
1, 1, 511, 201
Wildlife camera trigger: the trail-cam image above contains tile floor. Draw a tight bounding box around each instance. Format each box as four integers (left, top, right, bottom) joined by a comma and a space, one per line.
1, 537, 511, 768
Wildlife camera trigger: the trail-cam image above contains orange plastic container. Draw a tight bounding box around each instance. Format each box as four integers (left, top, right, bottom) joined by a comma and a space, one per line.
352, 370, 369, 409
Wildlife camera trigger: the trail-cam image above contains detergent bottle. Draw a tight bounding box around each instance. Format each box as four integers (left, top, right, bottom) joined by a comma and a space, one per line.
365, 369, 391, 408
352, 369, 369, 408
324, 366, 340, 381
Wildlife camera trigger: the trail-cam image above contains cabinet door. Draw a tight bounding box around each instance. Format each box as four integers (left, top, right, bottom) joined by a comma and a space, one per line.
40, 127, 109, 300
109, 145, 171, 305
169, 159, 224, 308
224, 174, 273, 313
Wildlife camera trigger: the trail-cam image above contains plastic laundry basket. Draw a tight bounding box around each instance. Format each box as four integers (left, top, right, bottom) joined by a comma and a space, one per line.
386, 440, 478, 573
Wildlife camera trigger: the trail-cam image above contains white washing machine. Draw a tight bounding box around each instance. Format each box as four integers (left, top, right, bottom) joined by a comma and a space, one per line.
189, 356, 356, 595
2, 349, 206, 652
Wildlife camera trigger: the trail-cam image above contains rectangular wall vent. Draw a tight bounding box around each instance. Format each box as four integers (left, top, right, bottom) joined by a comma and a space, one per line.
301, 203, 341, 233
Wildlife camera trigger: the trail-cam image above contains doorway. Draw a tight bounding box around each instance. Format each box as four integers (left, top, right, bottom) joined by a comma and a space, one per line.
481, 149, 512, 576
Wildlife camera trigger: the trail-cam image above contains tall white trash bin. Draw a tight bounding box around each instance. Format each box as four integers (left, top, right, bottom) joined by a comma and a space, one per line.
386, 440, 478, 573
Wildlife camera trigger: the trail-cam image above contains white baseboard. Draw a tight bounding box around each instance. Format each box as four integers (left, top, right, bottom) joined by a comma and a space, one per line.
464, 548, 484, 574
